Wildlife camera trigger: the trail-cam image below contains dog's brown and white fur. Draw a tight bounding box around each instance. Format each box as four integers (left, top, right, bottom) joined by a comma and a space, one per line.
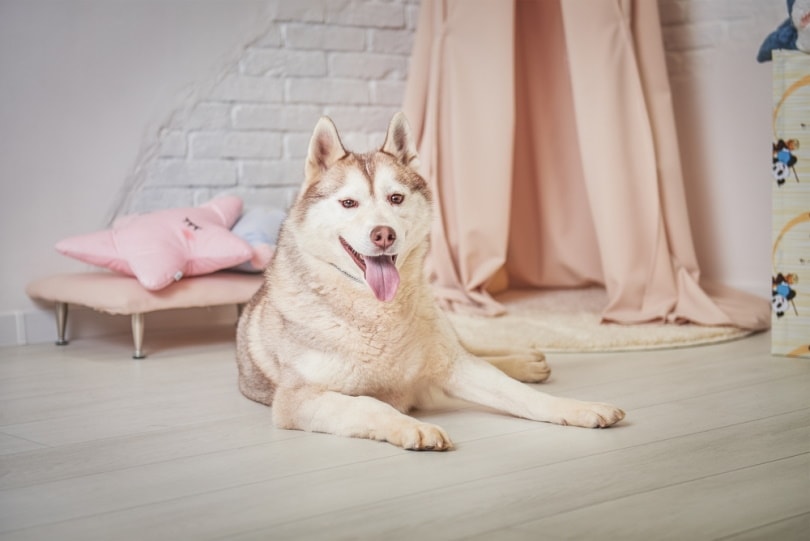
236, 113, 624, 451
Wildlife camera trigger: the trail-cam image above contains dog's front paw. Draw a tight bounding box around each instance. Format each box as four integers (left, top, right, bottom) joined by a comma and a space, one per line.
554, 400, 625, 428
389, 421, 454, 451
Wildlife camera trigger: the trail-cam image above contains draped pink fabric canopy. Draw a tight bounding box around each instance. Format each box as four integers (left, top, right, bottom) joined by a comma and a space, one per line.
402, 0, 769, 330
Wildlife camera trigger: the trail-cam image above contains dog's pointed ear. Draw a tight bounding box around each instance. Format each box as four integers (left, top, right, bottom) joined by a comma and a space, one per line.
305, 116, 347, 181
381, 112, 419, 169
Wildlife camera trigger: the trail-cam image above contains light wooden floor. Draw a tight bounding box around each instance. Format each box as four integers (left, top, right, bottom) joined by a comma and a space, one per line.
0, 328, 808, 540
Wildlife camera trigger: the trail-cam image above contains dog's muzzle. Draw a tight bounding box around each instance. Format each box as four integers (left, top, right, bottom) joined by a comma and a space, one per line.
339, 237, 400, 302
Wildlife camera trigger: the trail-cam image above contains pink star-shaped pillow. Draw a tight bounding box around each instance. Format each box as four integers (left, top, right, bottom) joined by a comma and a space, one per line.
56, 196, 253, 290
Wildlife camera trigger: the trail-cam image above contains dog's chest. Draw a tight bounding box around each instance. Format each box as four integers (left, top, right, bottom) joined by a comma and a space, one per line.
292, 304, 452, 396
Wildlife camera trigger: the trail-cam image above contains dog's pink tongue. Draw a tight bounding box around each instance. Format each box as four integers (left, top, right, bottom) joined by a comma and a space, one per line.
364, 256, 400, 302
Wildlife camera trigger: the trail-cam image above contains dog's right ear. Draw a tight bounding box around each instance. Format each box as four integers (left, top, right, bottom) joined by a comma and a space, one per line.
304, 116, 347, 183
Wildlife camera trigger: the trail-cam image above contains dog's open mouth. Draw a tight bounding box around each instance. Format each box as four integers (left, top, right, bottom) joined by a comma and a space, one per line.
340, 237, 400, 302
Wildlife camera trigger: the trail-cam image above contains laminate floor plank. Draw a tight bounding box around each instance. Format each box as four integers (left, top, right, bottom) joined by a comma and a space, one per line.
509, 454, 810, 541
0, 330, 807, 541
201, 409, 810, 541
716, 511, 810, 541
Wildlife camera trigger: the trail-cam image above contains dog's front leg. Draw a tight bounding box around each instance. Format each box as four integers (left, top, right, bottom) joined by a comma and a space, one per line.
272, 386, 453, 451
444, 355, 625, 428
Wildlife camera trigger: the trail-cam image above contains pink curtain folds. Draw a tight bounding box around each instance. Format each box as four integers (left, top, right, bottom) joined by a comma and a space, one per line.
402, 0, 769, 330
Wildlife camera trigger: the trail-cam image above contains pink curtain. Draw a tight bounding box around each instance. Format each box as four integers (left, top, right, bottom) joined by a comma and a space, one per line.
403, 0, 770, 330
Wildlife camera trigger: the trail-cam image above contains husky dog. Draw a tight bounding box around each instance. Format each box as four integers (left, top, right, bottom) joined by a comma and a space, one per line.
236, 113, 624, 451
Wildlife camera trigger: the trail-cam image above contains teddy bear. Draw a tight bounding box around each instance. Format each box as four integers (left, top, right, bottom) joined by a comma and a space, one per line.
758, 0, 810, 62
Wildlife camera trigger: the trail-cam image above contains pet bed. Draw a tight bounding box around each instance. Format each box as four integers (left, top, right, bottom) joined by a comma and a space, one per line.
26, 271, 263, 358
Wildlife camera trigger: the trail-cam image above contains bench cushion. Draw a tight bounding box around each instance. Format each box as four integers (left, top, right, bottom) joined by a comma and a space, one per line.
26, 272, 263, 315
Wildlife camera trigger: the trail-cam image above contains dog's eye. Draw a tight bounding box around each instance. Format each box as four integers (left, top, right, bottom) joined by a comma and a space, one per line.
341, 199, 358, 209
389, 193, 405, 205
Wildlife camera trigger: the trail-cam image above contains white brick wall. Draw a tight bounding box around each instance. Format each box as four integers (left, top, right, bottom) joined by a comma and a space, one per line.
120, 0, 420, 216
127, 0, 768, 216
657, 0, 784, 296
659, 0, 784, 78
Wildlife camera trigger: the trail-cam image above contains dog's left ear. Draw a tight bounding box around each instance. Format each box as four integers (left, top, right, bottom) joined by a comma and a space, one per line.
382, 112, 420, 169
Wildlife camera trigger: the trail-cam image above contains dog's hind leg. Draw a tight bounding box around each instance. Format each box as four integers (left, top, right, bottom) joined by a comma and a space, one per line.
481, 352, 551, 383
272, 387, 453, 451
444, 354, 624, 428
236, 353, 276, 406
461, 340, 551, 383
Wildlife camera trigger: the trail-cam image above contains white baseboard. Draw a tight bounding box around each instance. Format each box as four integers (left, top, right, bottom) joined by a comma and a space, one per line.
0, 312, 25, 347
0, 305, 239, 348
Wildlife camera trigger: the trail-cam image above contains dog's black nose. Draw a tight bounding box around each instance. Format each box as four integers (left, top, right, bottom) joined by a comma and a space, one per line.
370, 226, 396, 250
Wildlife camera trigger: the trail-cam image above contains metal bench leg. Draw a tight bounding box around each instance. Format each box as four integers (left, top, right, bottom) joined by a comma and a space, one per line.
55, 302, 69, 346
131, 313, 145, 359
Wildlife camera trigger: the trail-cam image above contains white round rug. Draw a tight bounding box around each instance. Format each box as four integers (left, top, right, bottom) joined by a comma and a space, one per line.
447, 288, 753, 353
